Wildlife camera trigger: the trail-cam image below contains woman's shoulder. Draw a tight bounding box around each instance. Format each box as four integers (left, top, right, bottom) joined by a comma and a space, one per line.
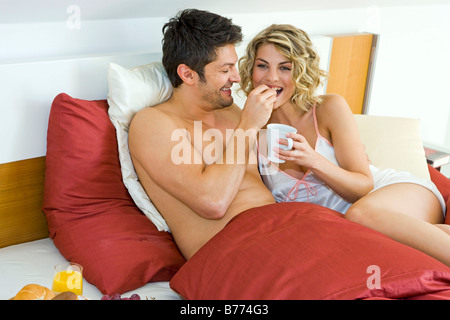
317, 94, 349, 110
315, 94, 353, 125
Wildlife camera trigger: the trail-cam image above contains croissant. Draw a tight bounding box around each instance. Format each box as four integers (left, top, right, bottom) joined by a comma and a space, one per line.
13, 284, 55, 300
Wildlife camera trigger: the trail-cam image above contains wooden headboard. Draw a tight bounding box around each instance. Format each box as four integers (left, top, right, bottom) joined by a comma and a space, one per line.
0, 156, 48, 248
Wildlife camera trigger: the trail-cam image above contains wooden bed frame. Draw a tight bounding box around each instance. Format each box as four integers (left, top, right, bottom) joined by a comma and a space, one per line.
0, 156, 48, 248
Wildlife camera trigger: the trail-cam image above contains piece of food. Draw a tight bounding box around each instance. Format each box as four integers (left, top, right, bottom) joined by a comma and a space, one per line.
13, 284, 55, 300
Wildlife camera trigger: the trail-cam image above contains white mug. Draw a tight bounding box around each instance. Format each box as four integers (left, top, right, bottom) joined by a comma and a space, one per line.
266, 123, 297, 163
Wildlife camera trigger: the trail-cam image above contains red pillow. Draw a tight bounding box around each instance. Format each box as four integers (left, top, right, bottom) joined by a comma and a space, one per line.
42, 93, 185, 294
427, 164, 450, 224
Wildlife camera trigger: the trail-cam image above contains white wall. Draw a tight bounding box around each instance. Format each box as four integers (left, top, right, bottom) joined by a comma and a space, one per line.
365, 5, 450, 178
1, 2, 450, 176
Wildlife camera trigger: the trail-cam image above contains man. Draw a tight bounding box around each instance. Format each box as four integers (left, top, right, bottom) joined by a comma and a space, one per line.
128, 9, 277, 259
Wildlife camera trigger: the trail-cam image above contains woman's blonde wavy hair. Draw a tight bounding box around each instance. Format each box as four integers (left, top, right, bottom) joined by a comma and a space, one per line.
239, 24, 327, 112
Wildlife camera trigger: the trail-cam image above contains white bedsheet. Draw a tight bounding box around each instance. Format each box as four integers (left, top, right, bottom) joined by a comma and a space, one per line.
0, 238, 182, 300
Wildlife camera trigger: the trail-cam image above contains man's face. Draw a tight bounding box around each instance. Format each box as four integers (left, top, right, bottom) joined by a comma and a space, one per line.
199, 44, 241, 109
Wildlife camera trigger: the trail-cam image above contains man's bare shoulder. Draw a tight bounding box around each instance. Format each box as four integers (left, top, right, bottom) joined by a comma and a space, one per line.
129, 102, 185, 159
130, 102, 182, 131
132, 102, 169, 120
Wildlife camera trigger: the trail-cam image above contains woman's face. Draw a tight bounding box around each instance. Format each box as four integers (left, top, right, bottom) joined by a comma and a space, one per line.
252, 43, 295, 109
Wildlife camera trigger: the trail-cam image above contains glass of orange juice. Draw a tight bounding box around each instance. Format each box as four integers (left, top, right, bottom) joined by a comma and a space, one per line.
52, 262, 83, 296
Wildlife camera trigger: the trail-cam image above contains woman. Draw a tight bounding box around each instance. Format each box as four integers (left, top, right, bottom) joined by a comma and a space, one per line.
238, 24, 450, 266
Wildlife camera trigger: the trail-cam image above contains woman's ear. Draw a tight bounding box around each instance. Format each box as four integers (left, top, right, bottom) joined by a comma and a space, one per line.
177, 64, 196, 86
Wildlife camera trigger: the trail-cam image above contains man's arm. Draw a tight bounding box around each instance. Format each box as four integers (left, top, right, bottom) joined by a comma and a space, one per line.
128, 107, 251, 220
129, 85, 276, 220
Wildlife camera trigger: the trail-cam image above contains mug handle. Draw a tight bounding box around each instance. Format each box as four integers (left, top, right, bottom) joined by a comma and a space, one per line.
286, 138, 294, 150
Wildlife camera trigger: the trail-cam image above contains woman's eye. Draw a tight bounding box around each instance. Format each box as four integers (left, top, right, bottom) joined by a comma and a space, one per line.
256, 64, 268, 69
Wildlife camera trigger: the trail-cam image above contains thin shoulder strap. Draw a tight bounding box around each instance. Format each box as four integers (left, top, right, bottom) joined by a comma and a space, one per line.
312, 104, 320, 136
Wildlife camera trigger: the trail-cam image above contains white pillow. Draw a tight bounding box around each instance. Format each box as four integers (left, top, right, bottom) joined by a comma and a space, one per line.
107, 62, 173, 231
354, 114, 430, 180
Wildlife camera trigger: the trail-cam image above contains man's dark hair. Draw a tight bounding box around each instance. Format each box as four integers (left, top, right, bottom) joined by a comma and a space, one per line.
162, 9, 243, 88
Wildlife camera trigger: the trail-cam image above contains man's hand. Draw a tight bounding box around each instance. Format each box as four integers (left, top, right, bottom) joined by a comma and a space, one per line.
240, 85, 277, 131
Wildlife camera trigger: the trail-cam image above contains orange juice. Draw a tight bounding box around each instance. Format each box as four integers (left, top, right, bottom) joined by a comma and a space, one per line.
52, 268, 83, 295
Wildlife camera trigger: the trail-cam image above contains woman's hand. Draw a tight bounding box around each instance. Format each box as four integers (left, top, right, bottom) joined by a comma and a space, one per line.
273, 132, 320, 169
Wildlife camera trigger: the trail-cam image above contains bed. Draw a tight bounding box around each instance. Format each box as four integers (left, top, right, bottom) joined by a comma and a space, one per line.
1, 58, 450, 300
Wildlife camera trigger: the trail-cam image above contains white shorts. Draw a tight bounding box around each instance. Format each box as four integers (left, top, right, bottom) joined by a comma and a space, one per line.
370, 165, 446, 218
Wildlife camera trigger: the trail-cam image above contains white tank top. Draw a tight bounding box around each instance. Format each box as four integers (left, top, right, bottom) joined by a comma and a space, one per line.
258, 108, 353, 214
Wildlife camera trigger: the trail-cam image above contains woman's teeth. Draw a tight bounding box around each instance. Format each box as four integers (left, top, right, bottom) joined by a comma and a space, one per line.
274, 87, 283, 96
